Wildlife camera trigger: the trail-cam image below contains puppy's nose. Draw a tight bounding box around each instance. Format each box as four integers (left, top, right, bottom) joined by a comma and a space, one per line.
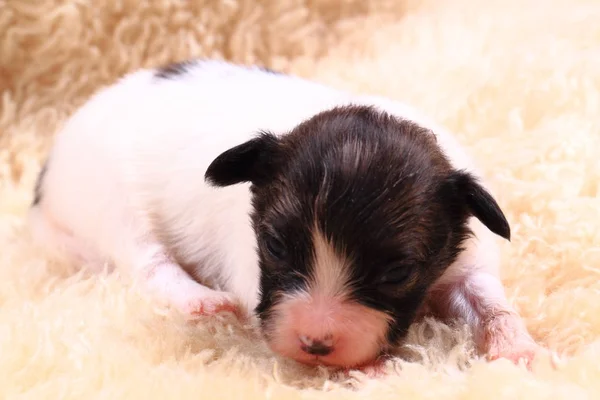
299, 335, 334, 356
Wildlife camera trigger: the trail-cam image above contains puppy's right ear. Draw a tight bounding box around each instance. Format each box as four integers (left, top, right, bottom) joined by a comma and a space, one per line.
205, 132, 281, 187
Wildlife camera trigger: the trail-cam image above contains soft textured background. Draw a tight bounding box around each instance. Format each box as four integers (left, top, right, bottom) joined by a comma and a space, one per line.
1, 0, 600, 398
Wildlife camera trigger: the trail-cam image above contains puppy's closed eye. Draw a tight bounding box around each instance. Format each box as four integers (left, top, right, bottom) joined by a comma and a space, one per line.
376, 265, 415, 291
261, 234, 288, 261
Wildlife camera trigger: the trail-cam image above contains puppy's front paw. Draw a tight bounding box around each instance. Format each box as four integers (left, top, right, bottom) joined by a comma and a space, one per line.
483, 312, 541, 368
184, 291, 243, 319
487, 340, 541, 367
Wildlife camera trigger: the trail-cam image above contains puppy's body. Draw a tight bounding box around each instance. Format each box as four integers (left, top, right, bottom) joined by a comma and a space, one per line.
30, 60, 537, 368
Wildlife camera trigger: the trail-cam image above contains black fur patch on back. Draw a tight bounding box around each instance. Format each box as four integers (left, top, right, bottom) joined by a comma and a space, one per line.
257, 66, 282, 75
154, 60, 198, 79
32, 160, 48, 206
155, 59, 284, 80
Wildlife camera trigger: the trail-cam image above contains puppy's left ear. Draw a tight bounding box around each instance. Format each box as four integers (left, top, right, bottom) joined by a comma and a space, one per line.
445, 171, 511, 241
205, 131, 281, 187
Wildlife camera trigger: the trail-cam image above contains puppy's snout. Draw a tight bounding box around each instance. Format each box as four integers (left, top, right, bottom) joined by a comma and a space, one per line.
299, 334, 334, 356
267, 293, 392, 367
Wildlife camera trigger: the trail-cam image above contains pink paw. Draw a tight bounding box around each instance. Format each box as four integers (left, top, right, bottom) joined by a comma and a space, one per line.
183, 292, 244, 320
487, 343, 539, 368
483, 314, 542, 369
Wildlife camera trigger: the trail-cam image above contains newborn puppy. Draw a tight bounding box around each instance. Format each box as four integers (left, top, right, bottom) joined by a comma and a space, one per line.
29, 59, 538, 369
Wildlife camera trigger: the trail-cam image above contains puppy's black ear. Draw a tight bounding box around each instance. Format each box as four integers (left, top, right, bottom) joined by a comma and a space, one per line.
445, 171, 511, 241
205, 132, 281, 187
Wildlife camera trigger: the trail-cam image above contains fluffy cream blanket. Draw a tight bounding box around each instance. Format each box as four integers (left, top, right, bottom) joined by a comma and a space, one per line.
1, 0, 599, 398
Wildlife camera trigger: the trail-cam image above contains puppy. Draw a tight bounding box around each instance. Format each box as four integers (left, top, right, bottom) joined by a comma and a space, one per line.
29, 59, 539, 369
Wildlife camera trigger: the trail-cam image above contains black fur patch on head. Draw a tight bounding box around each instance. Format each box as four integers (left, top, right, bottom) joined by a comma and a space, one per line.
32, 160, 48, 206
206, 105, 511, 350
154, 59, 198, 79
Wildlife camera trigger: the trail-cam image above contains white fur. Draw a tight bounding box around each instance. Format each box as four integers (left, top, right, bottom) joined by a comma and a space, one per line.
29, 60, 536, 364
309, 227, 353, 300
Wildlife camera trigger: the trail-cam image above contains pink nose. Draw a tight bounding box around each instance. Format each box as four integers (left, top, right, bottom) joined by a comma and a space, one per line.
299, 335, 334, 356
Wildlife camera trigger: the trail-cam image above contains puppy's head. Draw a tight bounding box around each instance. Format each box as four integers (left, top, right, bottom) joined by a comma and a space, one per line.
205, 105, 510, 368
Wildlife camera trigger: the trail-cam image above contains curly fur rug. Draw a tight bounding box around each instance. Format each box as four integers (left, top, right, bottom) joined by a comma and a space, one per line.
1, 0, 600, 398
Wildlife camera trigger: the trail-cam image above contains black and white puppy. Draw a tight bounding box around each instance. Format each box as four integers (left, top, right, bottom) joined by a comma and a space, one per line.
29, 60, 539, 369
